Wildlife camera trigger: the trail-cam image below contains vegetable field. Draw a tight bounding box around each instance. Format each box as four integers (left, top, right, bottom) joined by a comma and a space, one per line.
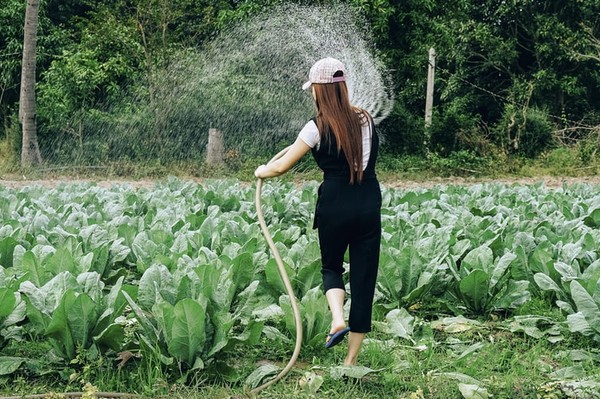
0, 178, 599, 398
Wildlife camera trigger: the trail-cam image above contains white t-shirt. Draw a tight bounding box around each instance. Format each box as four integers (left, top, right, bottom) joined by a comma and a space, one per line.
298, 119, 372, 171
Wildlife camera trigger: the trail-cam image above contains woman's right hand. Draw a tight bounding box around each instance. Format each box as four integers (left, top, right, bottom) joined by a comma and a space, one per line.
255, 165, 268, 178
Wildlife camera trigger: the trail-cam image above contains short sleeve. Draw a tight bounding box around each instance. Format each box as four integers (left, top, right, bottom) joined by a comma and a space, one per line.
298, 120, 320, 148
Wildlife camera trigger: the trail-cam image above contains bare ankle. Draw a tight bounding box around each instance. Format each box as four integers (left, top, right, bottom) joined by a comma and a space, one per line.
330, 320, 346, 334
344, 356, 357, 366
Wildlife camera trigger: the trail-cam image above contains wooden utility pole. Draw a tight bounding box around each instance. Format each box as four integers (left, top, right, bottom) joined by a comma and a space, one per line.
19, 0, 43, 167
425, 47, 436, 129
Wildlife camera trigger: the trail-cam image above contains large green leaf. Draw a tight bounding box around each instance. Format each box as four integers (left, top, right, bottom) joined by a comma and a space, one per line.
167, 298, 207, 367
91, 244, 110, 277
300, 287, 329, 347
131, 231, 159, 270
213, 267, 236, 312
416, 226, 452, 262
122, 291, 160, 345
76, 272, 104, 303
459, 270, 490, 314
534, 273, 562, 294
279, 294, 307, 345
554, 261, 578, 281
20, 251, 47, 287
206, 310, 235, 357
19, 271, 79, 316
45, 289, 77, 360
2, 297, 25, 330
0, 237, 17, 269
230, 252, 255, 295
398, 247, 425, 299
288, 237, 320, 269
403, 277, 434, 304
494, 280, 530, 310
511, 245, 530, 282
67, 292, 99, 350
154, 299, 175, 343
227, 320, 263, 350
580, 259, 600, 295
383, 308, 415, 342
138, 264, 176, 310
529, 242, 556, 276
566, 312, 593, 335
569, 280, 600, 335
245, 364, 280, 389
489, 252, 516, 290
0, 288, 16, 318
377, 248, 403, 302
0, 357, 25, 376
94, 323, 125, 351
265, 258, 295, 295
193, 264, 221, 304
462, 246, 494, 274
296, 259, 322, 296
583, 208, 600, 228
94, 276, 127, 335
45, 247, 78, 277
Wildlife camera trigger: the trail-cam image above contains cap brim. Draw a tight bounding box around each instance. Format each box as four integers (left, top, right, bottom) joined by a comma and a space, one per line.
302, 81, 312, 90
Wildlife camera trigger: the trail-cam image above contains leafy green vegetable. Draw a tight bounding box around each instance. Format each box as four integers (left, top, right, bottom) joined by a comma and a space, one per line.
164, 298, 207, 369
4, 179, 600, 376
280, 287, 330, 347
566, 281, 600, 341
448, 246, 530, 315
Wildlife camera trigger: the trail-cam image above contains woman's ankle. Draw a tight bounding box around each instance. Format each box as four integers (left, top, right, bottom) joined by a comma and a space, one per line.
343, 356, 357, 366
330, 318, 346, 331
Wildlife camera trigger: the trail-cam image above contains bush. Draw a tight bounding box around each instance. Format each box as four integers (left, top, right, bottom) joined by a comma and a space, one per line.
492, 107, 554, 158
576, 131, 600, 164
0, 112, 21, 171
378, 102, 426, 155
429, 150, 495, 176
428, 97, 481, 156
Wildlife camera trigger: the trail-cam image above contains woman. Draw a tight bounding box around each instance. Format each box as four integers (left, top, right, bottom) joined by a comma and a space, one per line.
255, 57, 381, 366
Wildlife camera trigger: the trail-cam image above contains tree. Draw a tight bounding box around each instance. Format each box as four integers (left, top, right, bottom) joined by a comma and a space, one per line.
19, 0, 42, 166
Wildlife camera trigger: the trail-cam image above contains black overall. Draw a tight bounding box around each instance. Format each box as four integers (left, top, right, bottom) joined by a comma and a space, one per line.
311, 117, 382, 333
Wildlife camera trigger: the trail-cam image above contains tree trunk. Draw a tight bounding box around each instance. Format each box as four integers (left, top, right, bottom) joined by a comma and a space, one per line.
19, 0, 43, 167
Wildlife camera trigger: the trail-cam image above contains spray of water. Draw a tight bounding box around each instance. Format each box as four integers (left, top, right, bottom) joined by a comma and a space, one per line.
50, 3, 394, 165
168, 2, 394, 154
203, 3, 394, 122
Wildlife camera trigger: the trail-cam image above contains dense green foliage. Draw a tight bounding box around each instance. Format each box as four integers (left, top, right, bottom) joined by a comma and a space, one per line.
1, 179, 600, 396
0, 0, 599, 166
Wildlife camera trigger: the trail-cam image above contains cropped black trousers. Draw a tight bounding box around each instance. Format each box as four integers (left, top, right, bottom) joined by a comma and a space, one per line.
314, 177, 382, 333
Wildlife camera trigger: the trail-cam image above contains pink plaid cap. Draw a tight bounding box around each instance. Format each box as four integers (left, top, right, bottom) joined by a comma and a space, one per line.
302, 57, 346, 90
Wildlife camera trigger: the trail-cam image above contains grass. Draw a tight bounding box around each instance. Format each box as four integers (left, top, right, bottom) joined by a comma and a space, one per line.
1, 308, 597, 399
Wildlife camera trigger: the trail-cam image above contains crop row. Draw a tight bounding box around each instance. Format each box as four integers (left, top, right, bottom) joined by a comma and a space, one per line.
0, 179, 599, 380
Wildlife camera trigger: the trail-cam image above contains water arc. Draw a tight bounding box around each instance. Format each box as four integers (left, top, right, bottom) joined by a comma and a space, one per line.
157, 3, 394, 158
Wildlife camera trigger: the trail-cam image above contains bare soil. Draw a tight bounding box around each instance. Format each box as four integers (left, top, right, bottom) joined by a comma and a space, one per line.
2, 175, 600, 190
382, 175, 600, 189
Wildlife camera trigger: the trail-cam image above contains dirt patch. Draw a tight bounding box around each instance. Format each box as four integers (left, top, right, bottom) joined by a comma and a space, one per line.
382, 175, 600, 189
0, 177, 192, 190
2, 175, 600, 190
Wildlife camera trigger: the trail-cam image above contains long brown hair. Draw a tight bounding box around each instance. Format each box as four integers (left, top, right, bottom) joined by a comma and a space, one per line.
312, 80, 369, 184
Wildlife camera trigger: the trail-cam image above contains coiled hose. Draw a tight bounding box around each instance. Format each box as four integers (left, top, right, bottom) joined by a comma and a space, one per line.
251, 146, 303, 396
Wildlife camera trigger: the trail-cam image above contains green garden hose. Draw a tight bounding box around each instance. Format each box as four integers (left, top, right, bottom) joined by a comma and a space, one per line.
251, 146, 303, 396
